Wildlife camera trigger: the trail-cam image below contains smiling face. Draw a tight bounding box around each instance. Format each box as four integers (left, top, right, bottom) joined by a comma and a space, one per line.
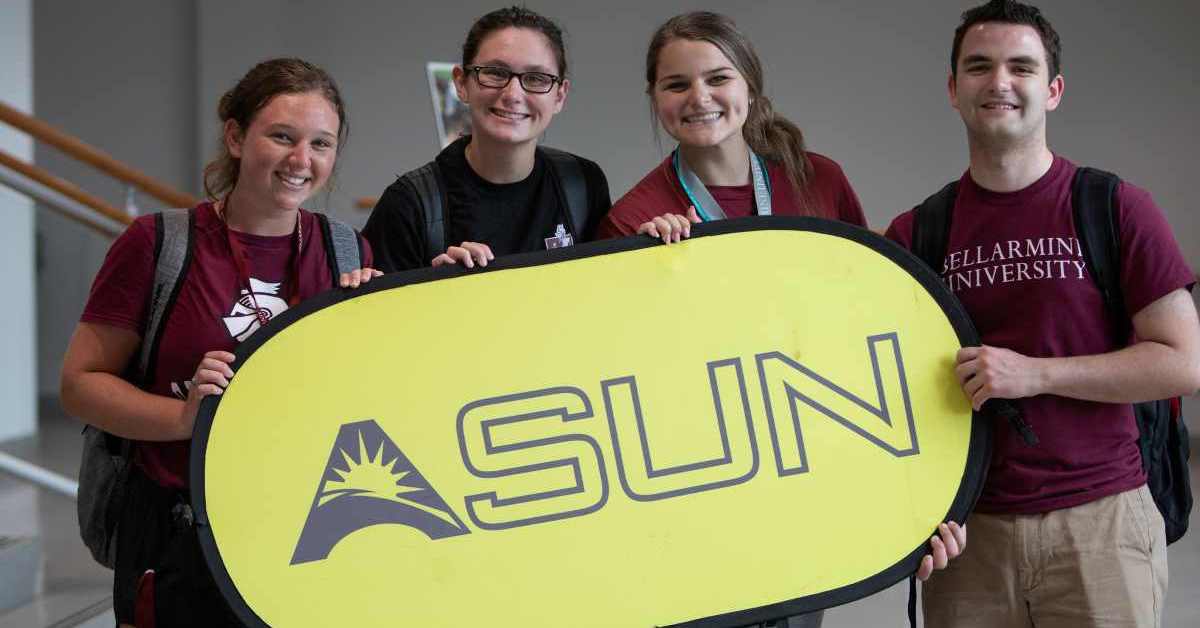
950, 22, 1063, 148
452, 26, 568, 148
225, 91, 340, 211
651, 38, 751, 152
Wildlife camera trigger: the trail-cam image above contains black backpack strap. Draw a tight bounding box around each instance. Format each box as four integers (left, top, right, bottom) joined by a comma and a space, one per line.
1071, 167, 1126, 337
913, 180, 1039, 445
399, 161, 448, 258
1073, 167, 1192, 544
912, 181, 958, 273
539, 146, 589, 239
138, 207, 193, 386
315, 212, 363, 287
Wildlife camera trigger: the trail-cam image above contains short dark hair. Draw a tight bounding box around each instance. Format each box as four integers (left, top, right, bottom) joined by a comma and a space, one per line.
951, 0, 1062, 81
462, 6, 568, 77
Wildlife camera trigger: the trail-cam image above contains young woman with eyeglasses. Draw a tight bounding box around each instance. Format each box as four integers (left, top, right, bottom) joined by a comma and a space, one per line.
364, 6, 611, 272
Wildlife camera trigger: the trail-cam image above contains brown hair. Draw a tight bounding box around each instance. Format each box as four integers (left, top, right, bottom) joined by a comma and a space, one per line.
202, 58, 349, 200
645, 12, 812, 206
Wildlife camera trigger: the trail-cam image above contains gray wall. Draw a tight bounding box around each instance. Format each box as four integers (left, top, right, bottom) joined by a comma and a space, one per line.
33, 0, 197, 396
1, 0, 35, 440
32, 0, 1200, 395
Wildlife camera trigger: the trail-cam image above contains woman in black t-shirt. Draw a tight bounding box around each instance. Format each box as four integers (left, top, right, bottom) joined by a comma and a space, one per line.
363, 6, 611, 272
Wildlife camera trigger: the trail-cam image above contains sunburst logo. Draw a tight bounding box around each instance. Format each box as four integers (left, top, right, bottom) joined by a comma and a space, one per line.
291, 420, 469, 565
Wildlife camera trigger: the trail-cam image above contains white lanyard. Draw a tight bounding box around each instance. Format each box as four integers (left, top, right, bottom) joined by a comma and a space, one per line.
673, 148, 773, 221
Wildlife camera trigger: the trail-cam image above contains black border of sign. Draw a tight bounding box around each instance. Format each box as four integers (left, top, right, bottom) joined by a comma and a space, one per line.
190, 216, 990, 628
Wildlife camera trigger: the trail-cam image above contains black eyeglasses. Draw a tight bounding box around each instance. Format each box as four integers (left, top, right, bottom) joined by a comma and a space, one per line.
465, 65, 562, 94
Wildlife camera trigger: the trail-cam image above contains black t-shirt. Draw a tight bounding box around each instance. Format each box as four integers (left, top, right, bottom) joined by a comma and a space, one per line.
363, 136, 611, 272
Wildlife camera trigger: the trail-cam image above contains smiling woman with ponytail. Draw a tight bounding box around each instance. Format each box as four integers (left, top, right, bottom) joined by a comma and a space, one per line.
596, 11, 865, 242
593, 12, 967, 628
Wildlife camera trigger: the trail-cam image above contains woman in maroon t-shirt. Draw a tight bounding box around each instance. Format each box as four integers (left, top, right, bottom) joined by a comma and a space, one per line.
596, 13, 963, 627
60, 59, 378, 627
595, 11, 868, 241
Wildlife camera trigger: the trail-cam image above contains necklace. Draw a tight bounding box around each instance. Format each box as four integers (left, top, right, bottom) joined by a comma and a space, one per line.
215, 198, 302, 251
217, 196, 304, 328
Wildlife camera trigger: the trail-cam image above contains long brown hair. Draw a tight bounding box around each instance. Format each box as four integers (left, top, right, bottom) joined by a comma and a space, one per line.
646, 12, 812, 204
202, 58, 349, 200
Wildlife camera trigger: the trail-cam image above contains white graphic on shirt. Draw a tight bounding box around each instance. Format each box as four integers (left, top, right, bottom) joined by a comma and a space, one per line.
165, 278, 288, 399
941, 236, 1088, 293
543, 223, 574, 249
170, 380, 192, 400
223, 277, 289, 342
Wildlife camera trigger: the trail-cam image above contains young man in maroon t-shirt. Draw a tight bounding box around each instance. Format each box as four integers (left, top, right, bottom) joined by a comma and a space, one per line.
885, 1, 1200, 626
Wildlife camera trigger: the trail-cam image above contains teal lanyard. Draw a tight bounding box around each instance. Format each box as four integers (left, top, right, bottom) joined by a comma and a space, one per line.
672, 148, 773, 222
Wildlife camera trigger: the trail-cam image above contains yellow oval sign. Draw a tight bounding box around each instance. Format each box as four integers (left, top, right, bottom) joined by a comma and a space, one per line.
192, 218, 987, 627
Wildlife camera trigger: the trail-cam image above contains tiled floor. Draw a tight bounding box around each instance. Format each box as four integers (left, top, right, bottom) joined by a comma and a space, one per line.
1, 402, 1198, 627
0, 402, 111, 627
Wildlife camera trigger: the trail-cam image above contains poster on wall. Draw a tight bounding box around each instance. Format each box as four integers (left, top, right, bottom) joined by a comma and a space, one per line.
192, 218, 989, 628
426, 61, 471, 148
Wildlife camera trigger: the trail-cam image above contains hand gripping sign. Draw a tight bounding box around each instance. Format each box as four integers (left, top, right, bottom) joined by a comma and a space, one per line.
191, 217, 988, 627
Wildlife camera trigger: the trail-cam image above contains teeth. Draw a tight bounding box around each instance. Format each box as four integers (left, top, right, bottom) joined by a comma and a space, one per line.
684, 112, 722, 123
492, 109, 529, 120
278, 173, 308, 187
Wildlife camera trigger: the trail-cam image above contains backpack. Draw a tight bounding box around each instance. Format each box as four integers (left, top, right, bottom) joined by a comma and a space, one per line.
77, 207, 363, 568
910, 167, 1192, 544
399, 146, 590, 256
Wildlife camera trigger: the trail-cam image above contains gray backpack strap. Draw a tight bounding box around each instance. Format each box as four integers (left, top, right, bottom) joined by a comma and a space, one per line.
327, 216, 362, 277
137, 207, 193, 384
400, 162, 447, 258
540, 146, 589, 238
314, 212, 363, 284
80, 207, 192, 569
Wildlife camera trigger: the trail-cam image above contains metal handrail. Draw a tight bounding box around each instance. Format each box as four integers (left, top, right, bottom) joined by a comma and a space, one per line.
0, 450, 77, 499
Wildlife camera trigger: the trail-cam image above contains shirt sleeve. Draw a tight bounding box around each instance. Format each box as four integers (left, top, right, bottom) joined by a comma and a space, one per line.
830, 163, 868, 228
80, 216, 157, 334
884, 209, 917, 250
594, 213, 629, 239
1115, 181, 1196, 316
592, 196, 652, 238
362, 179, 428, 273
596, 177, 671, 240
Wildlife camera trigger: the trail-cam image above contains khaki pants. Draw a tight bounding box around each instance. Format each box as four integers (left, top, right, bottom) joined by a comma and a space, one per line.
923, 485, 1168, 628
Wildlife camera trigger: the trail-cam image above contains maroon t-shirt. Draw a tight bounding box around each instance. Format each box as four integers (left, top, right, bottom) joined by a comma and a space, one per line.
597, 152, 868, 236
886, 156, 1194, 514
81, 202, 371, 489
